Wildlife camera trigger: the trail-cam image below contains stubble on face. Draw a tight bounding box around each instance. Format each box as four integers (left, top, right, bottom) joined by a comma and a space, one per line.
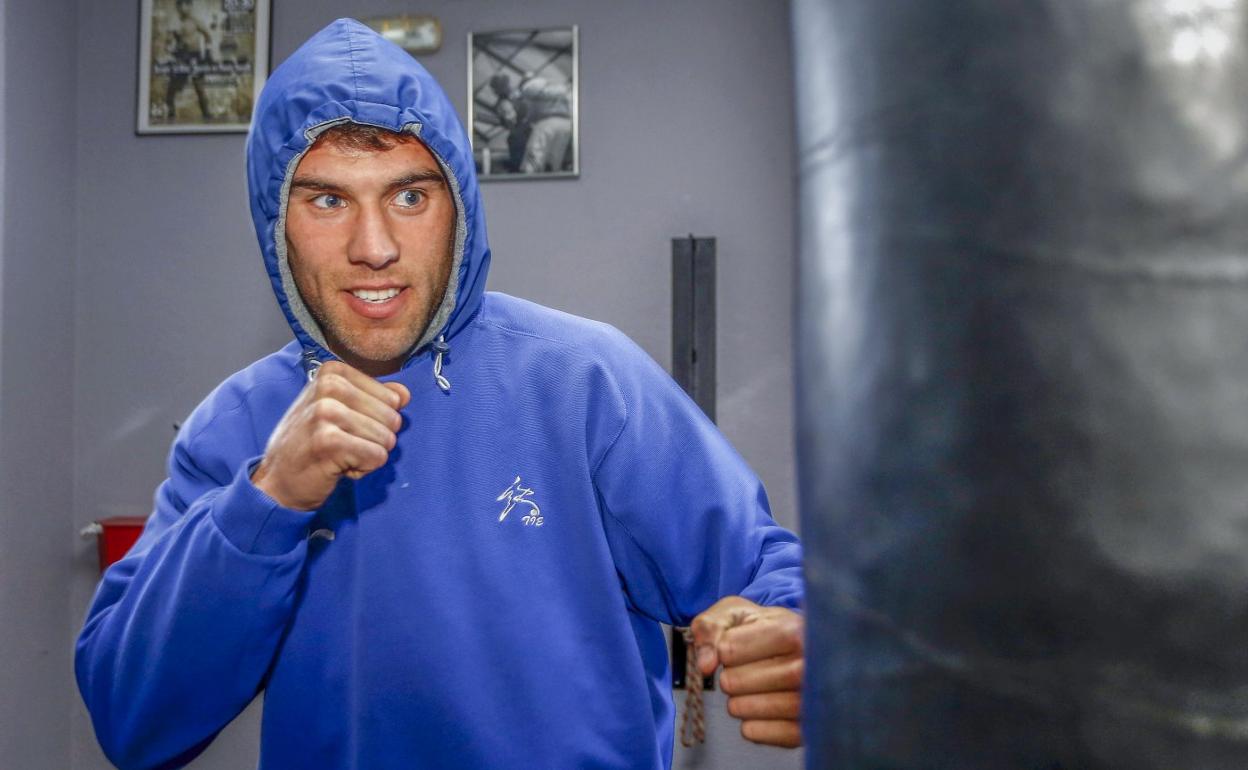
295, 251, 453, 369
284, 133, 457, 376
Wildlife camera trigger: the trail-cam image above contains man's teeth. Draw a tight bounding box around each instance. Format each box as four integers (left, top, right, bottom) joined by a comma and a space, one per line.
352, 288, 401, 303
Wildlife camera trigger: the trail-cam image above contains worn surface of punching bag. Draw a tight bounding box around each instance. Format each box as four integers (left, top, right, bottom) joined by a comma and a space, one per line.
794, 1, 1248, 767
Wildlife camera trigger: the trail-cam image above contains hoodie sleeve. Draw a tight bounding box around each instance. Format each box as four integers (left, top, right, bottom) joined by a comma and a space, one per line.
75, 397, 315, 770
589, 327, 803, 627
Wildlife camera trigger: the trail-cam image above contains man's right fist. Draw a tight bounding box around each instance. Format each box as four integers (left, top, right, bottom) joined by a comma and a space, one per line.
251, 360, 410, 511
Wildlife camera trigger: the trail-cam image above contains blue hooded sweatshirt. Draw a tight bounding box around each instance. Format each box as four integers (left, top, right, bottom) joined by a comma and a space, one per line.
76, 19, 803, 770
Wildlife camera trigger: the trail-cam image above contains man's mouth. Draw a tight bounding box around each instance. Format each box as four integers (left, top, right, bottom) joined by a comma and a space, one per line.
351, 287, 402, 303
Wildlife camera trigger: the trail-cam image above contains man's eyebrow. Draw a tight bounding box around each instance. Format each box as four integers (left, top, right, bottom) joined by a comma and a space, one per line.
288, 170, 446, 193
289, 176, 338, 192
388, 170, 445, 188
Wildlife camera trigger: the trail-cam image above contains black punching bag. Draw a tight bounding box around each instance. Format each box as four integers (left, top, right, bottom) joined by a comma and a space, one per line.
794, 1, 1248, 768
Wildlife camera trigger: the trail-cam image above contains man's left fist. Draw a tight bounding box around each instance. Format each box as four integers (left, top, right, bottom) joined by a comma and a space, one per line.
690, 596, 804, 748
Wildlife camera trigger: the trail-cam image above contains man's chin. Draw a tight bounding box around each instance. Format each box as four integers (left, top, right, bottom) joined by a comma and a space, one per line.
331, 338, 416, 375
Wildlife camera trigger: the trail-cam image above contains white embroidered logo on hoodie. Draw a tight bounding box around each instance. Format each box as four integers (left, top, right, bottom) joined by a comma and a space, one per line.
497, 476, 543, 526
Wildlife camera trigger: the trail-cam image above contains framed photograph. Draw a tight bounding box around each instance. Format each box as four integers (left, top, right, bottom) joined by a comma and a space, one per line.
468, 26, 579, 180
137, 0, 271, 134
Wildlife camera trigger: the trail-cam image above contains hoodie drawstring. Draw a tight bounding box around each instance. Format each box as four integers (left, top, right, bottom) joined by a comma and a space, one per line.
301, 349, 323, 382
432, 335, 451, 393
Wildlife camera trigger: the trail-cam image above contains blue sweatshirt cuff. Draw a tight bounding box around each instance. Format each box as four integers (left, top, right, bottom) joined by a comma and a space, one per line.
211, 457, 316, 555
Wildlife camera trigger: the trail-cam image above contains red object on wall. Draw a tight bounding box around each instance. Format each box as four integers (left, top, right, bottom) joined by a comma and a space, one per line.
88, 516, 148, 572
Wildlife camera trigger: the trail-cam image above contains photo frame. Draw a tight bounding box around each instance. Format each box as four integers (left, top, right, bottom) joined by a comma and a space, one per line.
137, 0, 271, 134
468, 26, 579, 180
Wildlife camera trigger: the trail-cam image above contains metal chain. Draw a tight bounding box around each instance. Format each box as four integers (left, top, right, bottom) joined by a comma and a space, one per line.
679, 627, 706, 747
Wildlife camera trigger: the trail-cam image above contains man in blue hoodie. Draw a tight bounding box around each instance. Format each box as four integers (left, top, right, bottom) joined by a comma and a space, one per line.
77, 19, 804, 770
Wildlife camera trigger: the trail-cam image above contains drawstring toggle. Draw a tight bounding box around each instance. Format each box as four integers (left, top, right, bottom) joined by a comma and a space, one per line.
301, 349, 323, 382
432, 336, 451, 393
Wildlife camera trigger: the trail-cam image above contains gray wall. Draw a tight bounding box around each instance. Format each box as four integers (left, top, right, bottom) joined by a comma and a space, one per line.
63, 2, 799, 769
0, 0, 78, 767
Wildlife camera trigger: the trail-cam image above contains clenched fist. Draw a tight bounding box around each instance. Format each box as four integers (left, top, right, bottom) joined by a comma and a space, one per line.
691, 596, 805, 748
251, 360, 410, 510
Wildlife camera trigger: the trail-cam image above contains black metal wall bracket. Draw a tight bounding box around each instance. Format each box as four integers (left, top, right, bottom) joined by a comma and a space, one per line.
670, 235, 716, 691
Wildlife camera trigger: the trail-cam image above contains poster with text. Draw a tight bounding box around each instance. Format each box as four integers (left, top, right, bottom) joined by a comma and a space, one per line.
137, 0, 270, 134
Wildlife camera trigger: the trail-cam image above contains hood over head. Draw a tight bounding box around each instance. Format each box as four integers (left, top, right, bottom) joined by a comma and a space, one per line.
245, 18, 490, 370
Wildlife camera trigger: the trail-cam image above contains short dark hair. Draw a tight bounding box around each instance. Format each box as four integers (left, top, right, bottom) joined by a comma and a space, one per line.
315, 123, 423, 153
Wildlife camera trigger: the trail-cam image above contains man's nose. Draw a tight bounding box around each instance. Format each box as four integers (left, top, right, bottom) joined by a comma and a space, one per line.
347, 205, 399, 268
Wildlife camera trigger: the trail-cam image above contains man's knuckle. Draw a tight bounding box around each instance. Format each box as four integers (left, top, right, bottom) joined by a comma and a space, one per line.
319, 373, 350, 399
784, 658, 804, 688
790, 627, 804, 655
310, 398, 336, 420
719, 638, 735, 665
785, 615, 804, 645
311, 423, 338, 452
316, 376, 339, 398
367, 443, 389, 465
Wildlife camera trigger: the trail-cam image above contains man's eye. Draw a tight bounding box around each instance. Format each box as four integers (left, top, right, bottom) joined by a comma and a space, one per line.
394, 189, 425, 208
311, 194, 344, 209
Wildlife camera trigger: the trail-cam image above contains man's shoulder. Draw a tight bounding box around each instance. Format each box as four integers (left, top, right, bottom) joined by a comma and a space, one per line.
477, 292, 641, 361
178, 342, 305, 446
212, 341, 306, 402
475, 292, 677, 405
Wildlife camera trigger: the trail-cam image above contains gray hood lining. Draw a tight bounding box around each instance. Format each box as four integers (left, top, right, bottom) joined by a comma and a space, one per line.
273, 118, 469, 363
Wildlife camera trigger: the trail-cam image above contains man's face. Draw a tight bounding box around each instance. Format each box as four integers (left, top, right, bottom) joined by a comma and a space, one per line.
285, 137, 455, 377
